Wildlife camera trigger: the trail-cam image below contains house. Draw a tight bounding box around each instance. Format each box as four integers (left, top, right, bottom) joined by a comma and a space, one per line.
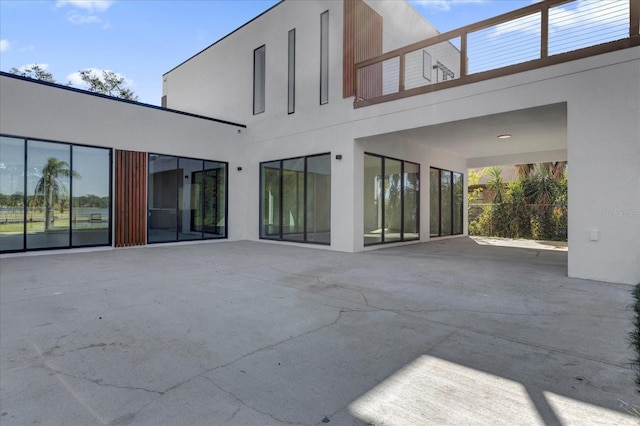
1, 0, 639, 284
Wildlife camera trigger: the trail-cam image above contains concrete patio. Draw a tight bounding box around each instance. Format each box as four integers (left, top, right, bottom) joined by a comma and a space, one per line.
0, 238, 637, 425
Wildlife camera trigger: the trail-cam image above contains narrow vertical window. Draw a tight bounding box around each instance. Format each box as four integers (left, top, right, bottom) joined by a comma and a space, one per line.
288, 29, 296, 114
253, 45, 266, 115
320, 10, 329, 105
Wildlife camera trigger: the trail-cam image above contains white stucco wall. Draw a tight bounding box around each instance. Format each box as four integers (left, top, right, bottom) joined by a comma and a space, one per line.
341, 47, 640, 284
0, 76, 249, 242
3, 0, 639, 284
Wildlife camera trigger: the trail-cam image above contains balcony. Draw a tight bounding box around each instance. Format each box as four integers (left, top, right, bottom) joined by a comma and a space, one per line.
354, 0, 640, 108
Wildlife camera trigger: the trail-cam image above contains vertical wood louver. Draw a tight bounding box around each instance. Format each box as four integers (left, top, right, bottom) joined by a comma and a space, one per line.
115, 150, 147, 247
343, 0, 383, 98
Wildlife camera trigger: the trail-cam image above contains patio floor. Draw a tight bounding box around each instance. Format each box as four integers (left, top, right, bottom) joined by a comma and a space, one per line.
0, 238, 637, 425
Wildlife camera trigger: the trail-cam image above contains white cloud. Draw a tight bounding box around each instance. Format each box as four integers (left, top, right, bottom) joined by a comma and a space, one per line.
491, 0, 629, 37
56, 0, 113, 13
67, 11, 101, 25
410, 0, 486, 12
0, 39, 10, 52
56, 0, 113, 26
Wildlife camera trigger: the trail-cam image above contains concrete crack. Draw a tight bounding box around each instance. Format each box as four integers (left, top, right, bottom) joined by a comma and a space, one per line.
201, 375, 306, 425
54, 370, 163, 396
210, 308, 351, 374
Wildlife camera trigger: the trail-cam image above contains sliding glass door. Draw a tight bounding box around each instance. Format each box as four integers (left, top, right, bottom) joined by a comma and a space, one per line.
148, 154, 227, 243
363, 153, 420, 246
260, 153, 331, 244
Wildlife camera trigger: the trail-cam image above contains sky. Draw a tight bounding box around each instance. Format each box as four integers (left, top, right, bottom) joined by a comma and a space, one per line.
0, 0, 595, 105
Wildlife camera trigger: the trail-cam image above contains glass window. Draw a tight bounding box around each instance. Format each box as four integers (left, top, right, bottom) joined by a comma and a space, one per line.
440, 170, 452, 236
364, 154, 419, 246
453, 172, 464, 235
430, 167, 464, 237
254, 45, 266, 115
260, 154, 330, 244
384, 159, 402, 243
320, 10, 329, 105
260, 160, 281, 239
403, 162, 420, 241
430, 168, 440, 237
0, 136, 25, 252
178, 158, 203, 241
306, 155, 331, 244
148, 154, 227, 244
363, 154, 383, 245
203, 161, 226, 238
1, 136, 112, 253
148, 154, 178, 243
26, 141, 71, 250
288, 29, 296, 114
282, 158, 305, 242
71, 145, 111, 247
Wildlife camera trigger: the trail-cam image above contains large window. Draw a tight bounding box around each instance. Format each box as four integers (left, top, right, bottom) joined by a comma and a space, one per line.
430, 167, 464, 237
148, 154, 227, 243
260, 153, 331, 244
254, 45, 266, 115
320, 10, 329, 105
0, 136, 111, 253
364, 154, 420, 246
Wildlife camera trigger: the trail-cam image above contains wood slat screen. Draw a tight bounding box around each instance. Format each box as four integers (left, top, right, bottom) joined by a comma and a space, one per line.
343, 0, 383, 98
115, 150, 147, 247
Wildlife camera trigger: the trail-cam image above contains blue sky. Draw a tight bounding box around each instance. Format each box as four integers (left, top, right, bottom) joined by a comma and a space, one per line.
0, 0, 571, 105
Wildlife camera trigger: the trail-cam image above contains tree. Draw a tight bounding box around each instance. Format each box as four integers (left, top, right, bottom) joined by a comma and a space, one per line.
78, 69, 138, 101
9, 65, 138, 100
485, 166, 504, 204
515, 163, 536, 179
541, 161, 567, 181
8, 64, 56, 83
34, 158, 80, 231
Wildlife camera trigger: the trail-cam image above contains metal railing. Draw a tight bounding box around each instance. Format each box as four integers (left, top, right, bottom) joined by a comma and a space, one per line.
354, 0, 639, 107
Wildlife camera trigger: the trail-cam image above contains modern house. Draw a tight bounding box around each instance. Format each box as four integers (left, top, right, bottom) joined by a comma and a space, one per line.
1, 0, 639, 285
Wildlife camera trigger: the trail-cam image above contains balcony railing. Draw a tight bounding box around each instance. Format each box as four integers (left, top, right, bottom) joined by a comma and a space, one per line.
354, 0, 640, 108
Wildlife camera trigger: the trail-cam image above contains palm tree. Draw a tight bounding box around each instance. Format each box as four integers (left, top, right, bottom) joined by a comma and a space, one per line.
485, 166, 504, 204
34, 157, 79, 231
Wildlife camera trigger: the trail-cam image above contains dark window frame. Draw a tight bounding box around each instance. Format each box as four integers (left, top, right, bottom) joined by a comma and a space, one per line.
320, 10, 329, 105
253, 44, 266, 115
147, 152, 228, 244
0, 133, 112, 253
288, 29, 296, 114
363, 152, 420, 246
259, 152, 331, 245
430, 166, 464, 237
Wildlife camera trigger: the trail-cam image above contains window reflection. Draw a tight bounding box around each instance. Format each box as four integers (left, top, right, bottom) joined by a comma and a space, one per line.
72, 146, 111, 246
430, 167, 464, 237
1, 136, 111, 253
0, 137, 25, 251
260, 154, 330, 244
364, 154, 419, 246
148, 154, 227, 243
26, 141, 72, 250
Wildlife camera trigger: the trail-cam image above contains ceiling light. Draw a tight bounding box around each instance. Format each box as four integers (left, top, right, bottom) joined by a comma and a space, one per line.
498, 134, 512, 140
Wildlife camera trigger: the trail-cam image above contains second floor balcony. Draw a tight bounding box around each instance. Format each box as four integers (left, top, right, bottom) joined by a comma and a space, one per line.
354, 0, 640, 108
